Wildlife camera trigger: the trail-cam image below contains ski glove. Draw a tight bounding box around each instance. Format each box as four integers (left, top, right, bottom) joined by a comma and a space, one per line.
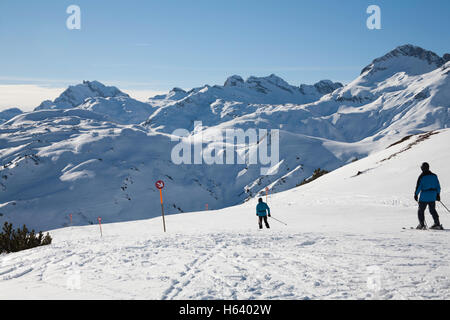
414, 194, 418, 202
268, 214, 271, 217
437, 194, 441, 201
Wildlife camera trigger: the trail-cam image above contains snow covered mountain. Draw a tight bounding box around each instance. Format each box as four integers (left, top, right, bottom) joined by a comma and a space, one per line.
145, 75, 342, 132
151, 74, 342, 105
0, 108, 22, 124
0, 44, 449, 231
360, 44, 448, 78
1, 128, 449, 299
35, 81, 129, 110
35, 81, 155, 124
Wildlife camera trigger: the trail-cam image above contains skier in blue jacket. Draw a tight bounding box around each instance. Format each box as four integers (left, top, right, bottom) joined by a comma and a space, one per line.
256, 198, 270, 229
414, 162, 443, 230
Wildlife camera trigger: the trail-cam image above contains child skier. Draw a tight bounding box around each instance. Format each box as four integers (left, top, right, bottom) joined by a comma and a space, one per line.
256, 197, 270, 229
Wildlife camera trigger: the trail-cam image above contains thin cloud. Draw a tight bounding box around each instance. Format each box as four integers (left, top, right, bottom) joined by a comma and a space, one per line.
0, 85, 64, 111
0, 76, 79, 86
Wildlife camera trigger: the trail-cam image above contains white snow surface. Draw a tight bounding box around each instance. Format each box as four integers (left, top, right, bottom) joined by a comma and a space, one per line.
0, 108, 23, 124
0, 44, 449, 233
1, 44, 450, 299
1, 129, 450, 300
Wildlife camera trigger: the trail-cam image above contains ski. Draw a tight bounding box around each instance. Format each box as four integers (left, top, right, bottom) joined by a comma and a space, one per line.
402, 226, 446, 231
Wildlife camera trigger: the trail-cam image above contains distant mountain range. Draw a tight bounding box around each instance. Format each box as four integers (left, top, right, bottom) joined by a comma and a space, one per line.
0, 44, 449, 230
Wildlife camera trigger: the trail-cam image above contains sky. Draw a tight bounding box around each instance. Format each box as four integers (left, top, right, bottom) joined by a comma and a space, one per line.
0, 0, 449, 111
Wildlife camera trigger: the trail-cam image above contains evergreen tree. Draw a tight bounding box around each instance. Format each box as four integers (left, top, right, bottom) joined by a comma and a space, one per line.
0, 222, 52, 254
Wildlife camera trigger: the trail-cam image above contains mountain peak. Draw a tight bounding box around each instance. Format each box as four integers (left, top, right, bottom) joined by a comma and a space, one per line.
247, 74, 290, 87
35, 80, 129, 111
70, 80, 128, 100
443, 53, 450, 63
299, 80, 343, 96
224, 75, 245, 87
224, 74, 291, 89
313, 80, 344, 94
171, 87, 186, 93
361, 44, 445, 76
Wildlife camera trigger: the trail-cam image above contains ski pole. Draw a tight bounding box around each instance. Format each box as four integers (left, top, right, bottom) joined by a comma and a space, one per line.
269, 216, 288, 226
440, 201, 450, 213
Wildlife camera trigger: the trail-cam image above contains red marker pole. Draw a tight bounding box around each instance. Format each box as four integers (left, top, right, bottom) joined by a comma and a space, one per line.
69, 214, 72, 226
206, 204, 208, 211
156, 180, 166, 232
98, 217, 103, 237
265, 187, 269, 203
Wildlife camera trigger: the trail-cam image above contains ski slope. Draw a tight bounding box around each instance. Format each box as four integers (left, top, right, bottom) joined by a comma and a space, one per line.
1, 129, 449, 300
1, 45, 449, 232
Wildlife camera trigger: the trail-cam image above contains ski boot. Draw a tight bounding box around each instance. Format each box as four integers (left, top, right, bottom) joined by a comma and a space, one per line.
416, 223, 426, 230
429, 224, 444, 230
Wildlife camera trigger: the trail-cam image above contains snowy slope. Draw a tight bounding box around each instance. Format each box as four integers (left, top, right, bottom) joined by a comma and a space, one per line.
145, 75, 342, 133
0, 44, 449, 233
0, 108, 23, 124
0, 77, 347, 231
1, 129, 449, 299
76, 96, 156, 125
0, 109, 356, 231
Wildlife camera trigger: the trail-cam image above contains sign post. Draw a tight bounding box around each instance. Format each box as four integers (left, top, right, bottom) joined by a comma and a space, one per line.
155, 180, 166, 232
98, 217, 103, 237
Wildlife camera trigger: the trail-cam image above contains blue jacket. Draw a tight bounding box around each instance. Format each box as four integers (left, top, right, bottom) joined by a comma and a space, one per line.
256, 202, 270, 216
415, 171, 441, 202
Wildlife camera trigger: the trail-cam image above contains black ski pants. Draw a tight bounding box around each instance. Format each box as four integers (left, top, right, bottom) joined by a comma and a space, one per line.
418, 201, 440, 225
258, 216, 270, 229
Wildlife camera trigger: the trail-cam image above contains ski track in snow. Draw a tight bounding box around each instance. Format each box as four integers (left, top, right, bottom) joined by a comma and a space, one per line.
1, 229, 449, 300
1, 129, 450, 299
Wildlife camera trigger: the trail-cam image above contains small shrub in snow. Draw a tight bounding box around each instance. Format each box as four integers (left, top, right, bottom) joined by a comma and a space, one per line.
297, 168, 329, 186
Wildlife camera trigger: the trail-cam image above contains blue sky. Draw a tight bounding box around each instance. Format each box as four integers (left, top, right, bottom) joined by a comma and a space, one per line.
0, 0, 449, 109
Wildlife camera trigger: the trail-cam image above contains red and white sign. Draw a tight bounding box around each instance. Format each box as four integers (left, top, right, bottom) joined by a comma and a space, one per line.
155, 180, 166, 232
155, 180, 165, 190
